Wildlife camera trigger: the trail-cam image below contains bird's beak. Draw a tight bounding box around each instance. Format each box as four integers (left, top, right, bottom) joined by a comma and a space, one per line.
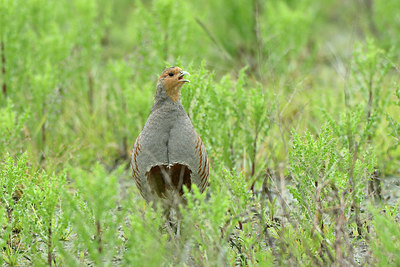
178, 71, 190, 83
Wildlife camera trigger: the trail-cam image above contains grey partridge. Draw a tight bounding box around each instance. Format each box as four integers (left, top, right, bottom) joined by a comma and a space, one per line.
131, 67, 209, 203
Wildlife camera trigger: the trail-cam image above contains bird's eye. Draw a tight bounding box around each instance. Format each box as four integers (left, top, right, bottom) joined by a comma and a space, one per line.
168, 72, 174, 76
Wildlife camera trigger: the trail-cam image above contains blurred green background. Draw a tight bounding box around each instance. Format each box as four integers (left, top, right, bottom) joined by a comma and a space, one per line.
1, 0, 399, 175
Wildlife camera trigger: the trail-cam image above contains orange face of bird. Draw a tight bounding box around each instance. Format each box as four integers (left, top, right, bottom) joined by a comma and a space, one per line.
158, 67, 190, 102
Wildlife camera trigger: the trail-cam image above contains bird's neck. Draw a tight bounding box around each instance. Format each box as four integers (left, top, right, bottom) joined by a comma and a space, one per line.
152, 83, 182, 110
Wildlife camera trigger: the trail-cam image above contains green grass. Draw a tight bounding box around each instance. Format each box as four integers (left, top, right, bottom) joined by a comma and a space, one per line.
1, 0, 400, 265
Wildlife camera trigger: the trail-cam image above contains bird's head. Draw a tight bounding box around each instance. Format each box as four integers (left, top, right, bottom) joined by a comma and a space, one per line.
157, 67, 190, 102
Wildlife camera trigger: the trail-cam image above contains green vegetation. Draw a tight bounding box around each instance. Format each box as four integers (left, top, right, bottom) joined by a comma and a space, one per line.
1, 0, 400, 265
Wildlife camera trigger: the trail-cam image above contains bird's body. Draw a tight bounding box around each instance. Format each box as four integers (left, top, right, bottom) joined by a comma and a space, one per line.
131, 67, 209, 203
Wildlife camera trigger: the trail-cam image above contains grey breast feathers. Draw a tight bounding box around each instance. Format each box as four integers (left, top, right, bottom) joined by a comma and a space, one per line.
168, 115, 209, 193
131, 107, 209, 200
131, 109, 171, 200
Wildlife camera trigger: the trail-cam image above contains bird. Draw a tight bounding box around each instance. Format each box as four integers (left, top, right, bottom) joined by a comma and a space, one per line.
131, 67, 209, 206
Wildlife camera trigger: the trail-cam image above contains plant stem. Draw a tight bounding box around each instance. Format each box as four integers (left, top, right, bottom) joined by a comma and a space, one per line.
252, 0, 263, 76
1, 41, 6, 97
349, 142, 362, 236
41, 101, 47, 164
251, 132, 258, 177
96, 220, 102, 254
48, 222, 52, 267
364, 0, 379, 36
195, 18, 233, 62
250, 131, 259, 193
366, 76, 382, 200
88, 71, 94, 115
